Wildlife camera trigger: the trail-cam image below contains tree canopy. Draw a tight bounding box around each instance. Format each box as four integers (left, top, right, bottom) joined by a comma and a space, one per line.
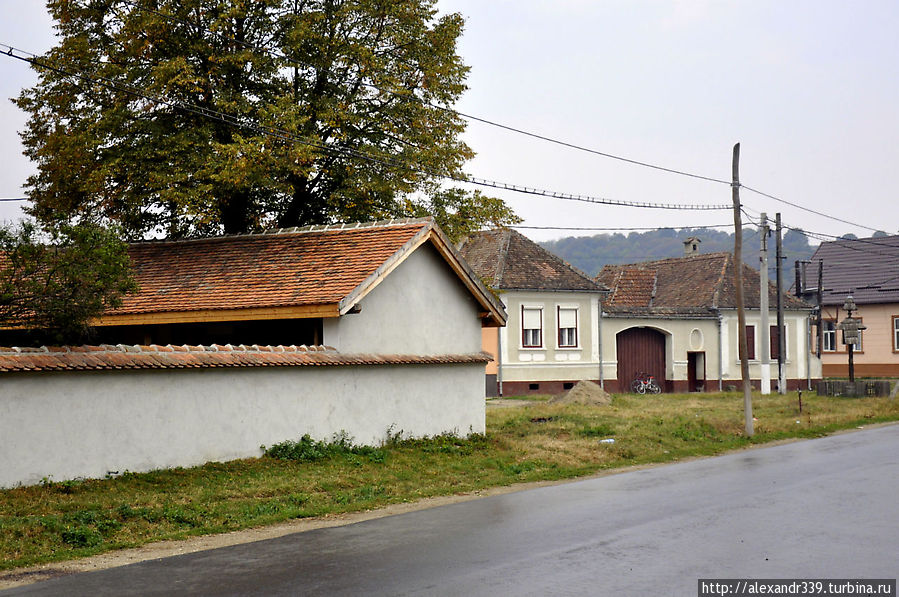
17, 0, 518, 240
0, 221, 137, 345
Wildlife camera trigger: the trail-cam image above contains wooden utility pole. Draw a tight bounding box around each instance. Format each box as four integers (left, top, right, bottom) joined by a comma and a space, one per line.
732, 143, 753, 436
759, 212, 771, 395
775, 213, 786, 394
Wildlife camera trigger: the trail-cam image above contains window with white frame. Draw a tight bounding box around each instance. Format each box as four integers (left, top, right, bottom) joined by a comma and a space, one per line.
521, 306, 543, 348
894, 317, 899, 351
557, 306, 578, 348
822, 320, 836, 352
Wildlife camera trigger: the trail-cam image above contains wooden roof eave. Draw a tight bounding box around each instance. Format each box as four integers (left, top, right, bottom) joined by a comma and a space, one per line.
92, 303, 341, 326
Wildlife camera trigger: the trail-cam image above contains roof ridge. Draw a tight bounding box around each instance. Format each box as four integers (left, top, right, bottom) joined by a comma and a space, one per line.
493, 228, 512, 287
611, 251, 731, 269
128, 217, 434, 246
0, 344, 337, 355
509, 229, 604, 289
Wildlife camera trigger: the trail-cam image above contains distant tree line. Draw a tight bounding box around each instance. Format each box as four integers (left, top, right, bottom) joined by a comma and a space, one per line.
541, 227, 824, 285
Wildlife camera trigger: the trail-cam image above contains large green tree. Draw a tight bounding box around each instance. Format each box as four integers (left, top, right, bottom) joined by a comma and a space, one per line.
16, 0, 518, 240
0, 221, 137, 344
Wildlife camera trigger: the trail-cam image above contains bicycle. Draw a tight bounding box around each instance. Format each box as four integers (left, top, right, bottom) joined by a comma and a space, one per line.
631, 372, 661, 394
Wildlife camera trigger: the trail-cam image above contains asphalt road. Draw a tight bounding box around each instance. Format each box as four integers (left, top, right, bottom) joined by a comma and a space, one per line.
5, 425, 898, 596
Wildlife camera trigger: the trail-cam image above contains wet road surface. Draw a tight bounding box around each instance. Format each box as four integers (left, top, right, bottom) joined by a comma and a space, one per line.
5, 425, 897, 596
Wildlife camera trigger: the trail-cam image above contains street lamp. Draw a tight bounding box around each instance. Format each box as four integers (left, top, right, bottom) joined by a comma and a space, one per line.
839, 295, 866, 382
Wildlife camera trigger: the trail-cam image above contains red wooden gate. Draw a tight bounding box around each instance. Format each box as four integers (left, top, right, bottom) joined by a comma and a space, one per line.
617, 327, 667, 392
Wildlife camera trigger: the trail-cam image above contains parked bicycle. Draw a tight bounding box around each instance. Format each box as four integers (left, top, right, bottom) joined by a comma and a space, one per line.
631, 372, 661, 394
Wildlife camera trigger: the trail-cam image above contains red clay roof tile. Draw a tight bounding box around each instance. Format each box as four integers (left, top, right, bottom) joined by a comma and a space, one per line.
0, 344, 493, 373
458, 229, 607, 293
599, 252, 811, 314
114, 220, 429, 315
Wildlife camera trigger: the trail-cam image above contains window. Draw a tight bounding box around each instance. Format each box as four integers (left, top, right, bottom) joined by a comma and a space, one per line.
822, 320, 836, 352
894, 317, 899, 351
521, 306, 543, 348
557, 306, 578, 348
744, 325, 756, 360
769, 325, 787, 360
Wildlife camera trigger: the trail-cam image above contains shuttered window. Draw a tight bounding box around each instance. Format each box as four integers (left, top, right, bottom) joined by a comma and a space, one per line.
521, 306, 543, 348
557, 307, 578, 347
744, 325, 756, 360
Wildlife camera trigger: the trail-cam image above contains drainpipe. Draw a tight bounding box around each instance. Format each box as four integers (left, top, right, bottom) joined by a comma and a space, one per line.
497, 327, 503, 397
598, 298, 604, 389
717, 312, 724, 391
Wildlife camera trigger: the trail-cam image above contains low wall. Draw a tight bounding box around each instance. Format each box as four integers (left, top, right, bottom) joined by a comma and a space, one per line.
0, 362, 485, 488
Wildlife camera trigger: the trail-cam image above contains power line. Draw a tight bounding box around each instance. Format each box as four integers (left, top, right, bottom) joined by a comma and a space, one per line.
1, 43, 731, 212
741, 208, 899, 260
513, 223, 734, 232
741, 184, 880, 233
0, 197, 28, 202
117, 0, 733, 187
16, 4, 886, 234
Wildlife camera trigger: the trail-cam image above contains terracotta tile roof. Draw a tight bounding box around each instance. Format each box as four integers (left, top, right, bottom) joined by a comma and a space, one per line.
98, 218, 505, 326
807, 234, 899, 305
118, 219, 427, 314
0, 344, 493, 373
598, 252, 812, 315
457, 229, 607, 293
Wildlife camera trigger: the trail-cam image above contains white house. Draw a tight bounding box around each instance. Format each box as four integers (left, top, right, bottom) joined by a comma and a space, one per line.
597, 249, 821, 392
458, 228, 609, 396
0, 218, 506, 488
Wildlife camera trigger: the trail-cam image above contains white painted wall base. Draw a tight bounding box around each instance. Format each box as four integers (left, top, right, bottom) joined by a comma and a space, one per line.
0, 363, 485, 488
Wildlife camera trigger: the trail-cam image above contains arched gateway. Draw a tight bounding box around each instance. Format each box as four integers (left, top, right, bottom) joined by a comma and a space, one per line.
616, 327, 667, 392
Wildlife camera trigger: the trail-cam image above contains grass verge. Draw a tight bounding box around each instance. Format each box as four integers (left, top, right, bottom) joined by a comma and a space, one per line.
2, 390, 897, 570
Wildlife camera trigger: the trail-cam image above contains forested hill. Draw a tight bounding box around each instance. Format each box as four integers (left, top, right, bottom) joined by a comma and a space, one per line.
540, 227, 818, 283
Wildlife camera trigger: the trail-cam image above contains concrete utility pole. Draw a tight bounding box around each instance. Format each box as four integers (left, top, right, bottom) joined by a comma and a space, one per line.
775, 213, 786, 394
732, 143, 753, 437
759, 213, 771, 395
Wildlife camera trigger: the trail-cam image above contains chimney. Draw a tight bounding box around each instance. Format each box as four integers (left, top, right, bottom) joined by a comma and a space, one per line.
683, 236, 701, 257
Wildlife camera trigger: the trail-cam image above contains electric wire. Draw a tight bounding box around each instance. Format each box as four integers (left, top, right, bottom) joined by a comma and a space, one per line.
116, 0, 734, 186
742, 184, 880, 234
513, 223, 735, 232
0, 43, 731, 212
4, 4, 888, 229
0, 198, 27, 202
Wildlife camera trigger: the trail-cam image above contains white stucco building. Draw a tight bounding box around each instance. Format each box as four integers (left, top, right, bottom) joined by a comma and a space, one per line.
458, 228, 609, 396
0, 218, 506, 488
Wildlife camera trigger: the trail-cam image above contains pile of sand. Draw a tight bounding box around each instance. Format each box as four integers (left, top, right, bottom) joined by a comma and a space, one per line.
549, 380, 612, 406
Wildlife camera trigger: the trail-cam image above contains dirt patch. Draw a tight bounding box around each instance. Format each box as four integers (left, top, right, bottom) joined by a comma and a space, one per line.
549, 380, 612, 406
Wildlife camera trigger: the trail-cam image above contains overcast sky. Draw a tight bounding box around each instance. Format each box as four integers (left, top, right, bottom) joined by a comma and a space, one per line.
2, 1, 898, 243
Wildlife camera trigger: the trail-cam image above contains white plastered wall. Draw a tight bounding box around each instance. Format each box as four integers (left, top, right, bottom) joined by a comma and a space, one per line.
0, 362, 485, 488
323, 244, 484, 355
497, 290, 603, 382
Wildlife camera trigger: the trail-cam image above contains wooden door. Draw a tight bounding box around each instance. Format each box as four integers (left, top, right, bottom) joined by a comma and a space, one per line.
617, 327, 666, 392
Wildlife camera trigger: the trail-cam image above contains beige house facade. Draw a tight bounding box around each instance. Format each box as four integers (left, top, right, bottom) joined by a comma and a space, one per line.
599, 252, 821, 393
797, 235, 899, 378
458, 229, 608, 396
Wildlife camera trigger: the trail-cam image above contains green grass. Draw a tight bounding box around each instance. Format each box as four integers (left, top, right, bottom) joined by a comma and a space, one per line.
1, 391, 897, 570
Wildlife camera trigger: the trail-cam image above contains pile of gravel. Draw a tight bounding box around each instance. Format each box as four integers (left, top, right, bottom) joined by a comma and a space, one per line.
549, 380, 612, 406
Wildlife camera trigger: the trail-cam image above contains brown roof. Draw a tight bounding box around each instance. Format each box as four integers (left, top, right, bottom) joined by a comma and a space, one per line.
807, 235, 899, 305
598, 252, 812, 316
457, 229, 607, 293
0, 344, 493, 373
100, 218, 505, 326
